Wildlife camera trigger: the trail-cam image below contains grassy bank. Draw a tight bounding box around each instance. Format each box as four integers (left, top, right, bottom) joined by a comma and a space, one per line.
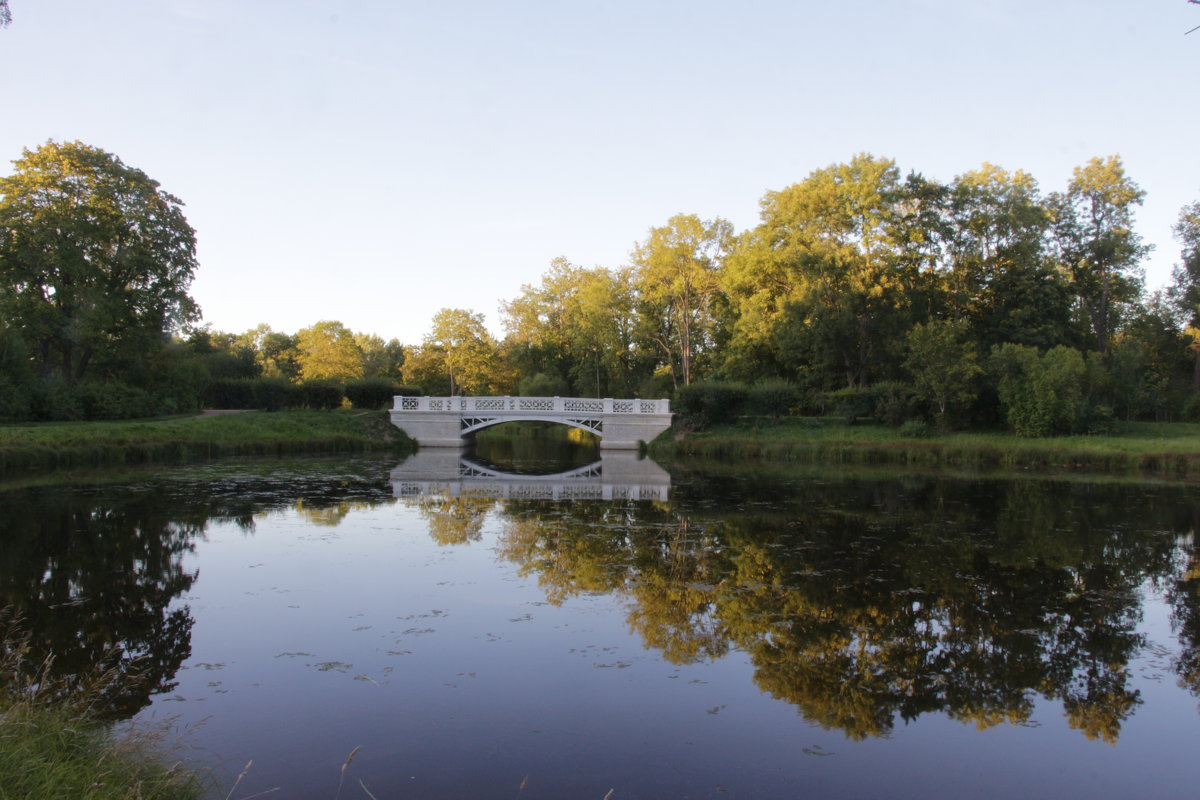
0, 704, 206, 800
0, 614, 208, 800
0, 409, 412, 475
650, 417, 1200, 478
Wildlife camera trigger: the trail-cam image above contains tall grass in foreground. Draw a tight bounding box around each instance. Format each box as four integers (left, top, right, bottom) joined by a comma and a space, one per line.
0, 611, 208, 800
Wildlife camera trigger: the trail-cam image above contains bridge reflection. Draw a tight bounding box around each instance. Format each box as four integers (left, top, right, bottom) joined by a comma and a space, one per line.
390, 449, 671, 501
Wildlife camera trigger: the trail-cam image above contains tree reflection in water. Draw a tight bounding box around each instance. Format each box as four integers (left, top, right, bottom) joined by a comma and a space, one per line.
415, 496, 498, 545
1168, 512, 1200, 701
2, 459, 1196, 746
473, 472, 1190, 743
0, 462, 399, 720
0, 485, 202, 718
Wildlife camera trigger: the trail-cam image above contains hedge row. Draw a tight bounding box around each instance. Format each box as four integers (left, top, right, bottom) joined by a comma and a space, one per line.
674, 379, 806, 427
204, 378, 421, 411
0, 378, 165, 423
674, 379, 925, 429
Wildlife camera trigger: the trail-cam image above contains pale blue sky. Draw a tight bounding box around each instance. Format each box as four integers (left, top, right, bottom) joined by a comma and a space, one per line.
1, 1, 1197, 344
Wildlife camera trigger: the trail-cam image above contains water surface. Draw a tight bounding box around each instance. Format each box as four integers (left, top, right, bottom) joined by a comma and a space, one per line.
3, 451, 1200, 798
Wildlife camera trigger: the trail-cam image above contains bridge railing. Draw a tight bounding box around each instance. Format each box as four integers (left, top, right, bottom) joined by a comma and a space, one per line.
392, 396, 671, 415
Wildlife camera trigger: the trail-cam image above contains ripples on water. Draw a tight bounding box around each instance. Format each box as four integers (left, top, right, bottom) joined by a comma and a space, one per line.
2, 447, 1200, 798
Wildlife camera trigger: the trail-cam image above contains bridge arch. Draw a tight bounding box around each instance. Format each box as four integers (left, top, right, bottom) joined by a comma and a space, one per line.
460, 415, 602, 439
457, 457, 602, 481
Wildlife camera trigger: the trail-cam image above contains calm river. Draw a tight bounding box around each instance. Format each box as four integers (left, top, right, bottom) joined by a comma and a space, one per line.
4, 441, 1200, 799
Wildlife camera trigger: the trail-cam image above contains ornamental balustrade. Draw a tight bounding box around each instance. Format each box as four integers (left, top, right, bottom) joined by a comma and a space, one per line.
394, 396, 670, 415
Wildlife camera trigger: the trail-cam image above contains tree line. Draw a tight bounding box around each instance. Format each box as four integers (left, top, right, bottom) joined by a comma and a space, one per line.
394, 153, 1200, 435
3, 140, 1200, 434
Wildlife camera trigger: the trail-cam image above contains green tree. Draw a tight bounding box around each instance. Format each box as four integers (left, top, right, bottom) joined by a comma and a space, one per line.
633, 214, 732, 389
903, 319, 981, 421
0, 322, 32, 420
991, 344, 1088, 436
1105, 298, 1191, 421
720, 154, 917, 389
187, 327, 258, 379
234, 323, 299, 379
568, 266, 640, 396
502, 259, 642, 396
501, 257, 578, 386
1050, 156, 1149, 354
0, 141, 200, 383
259, 329, 300, 379
941, 164, 1074, 351
295, 320, 364, 381
416, 308, 504, 395
355, 332, 405, 380
1170, 198, 1200, 388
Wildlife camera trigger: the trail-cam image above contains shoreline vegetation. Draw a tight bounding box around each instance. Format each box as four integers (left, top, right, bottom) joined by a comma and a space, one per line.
0, 695, 208, 800
5, 409, 1200, 480
0, 612, 208, 800
650, 417, 1200, 479
0, 409, 413, 476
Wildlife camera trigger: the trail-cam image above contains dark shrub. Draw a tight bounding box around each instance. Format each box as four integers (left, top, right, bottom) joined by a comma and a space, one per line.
346, 378, 415, 410
1084, 403, 1117, 434
898, 419, 932, 438
745, 379, 800, 422
30, 380, 81, 421
204, 379, 258, 409
204, 378, 299, 411
156, 359, 208, 415
674, 381, 748, 428
823, 387, 873, 425
254, 378, 296, 411
1183, 393, 1200, 422
298, 380, 345, 410
518, 373, 571, 397
991, 344, 1087, 437
0, 329, 34, 421
0, 375, 32, 422
866, 381, 922, 427
75, 381, 157, 420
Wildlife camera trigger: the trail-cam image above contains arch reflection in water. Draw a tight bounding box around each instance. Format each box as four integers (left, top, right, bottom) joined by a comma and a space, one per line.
389, 448, 671, 501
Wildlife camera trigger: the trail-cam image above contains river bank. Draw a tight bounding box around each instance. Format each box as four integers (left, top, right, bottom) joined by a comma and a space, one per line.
650, 417, 1200, 478
8, 411, 1200, 481
0, 409, 413, 475
0, 609, 210, 800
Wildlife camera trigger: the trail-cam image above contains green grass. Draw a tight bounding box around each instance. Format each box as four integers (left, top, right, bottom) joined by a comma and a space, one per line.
0, 409, 412, 475
0, 613, 209, 800
0, 705, 207, 800
650, 417, 1200, 478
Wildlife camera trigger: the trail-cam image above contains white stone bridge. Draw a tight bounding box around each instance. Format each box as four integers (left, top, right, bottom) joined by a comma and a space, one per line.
390, 395, 672, 449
